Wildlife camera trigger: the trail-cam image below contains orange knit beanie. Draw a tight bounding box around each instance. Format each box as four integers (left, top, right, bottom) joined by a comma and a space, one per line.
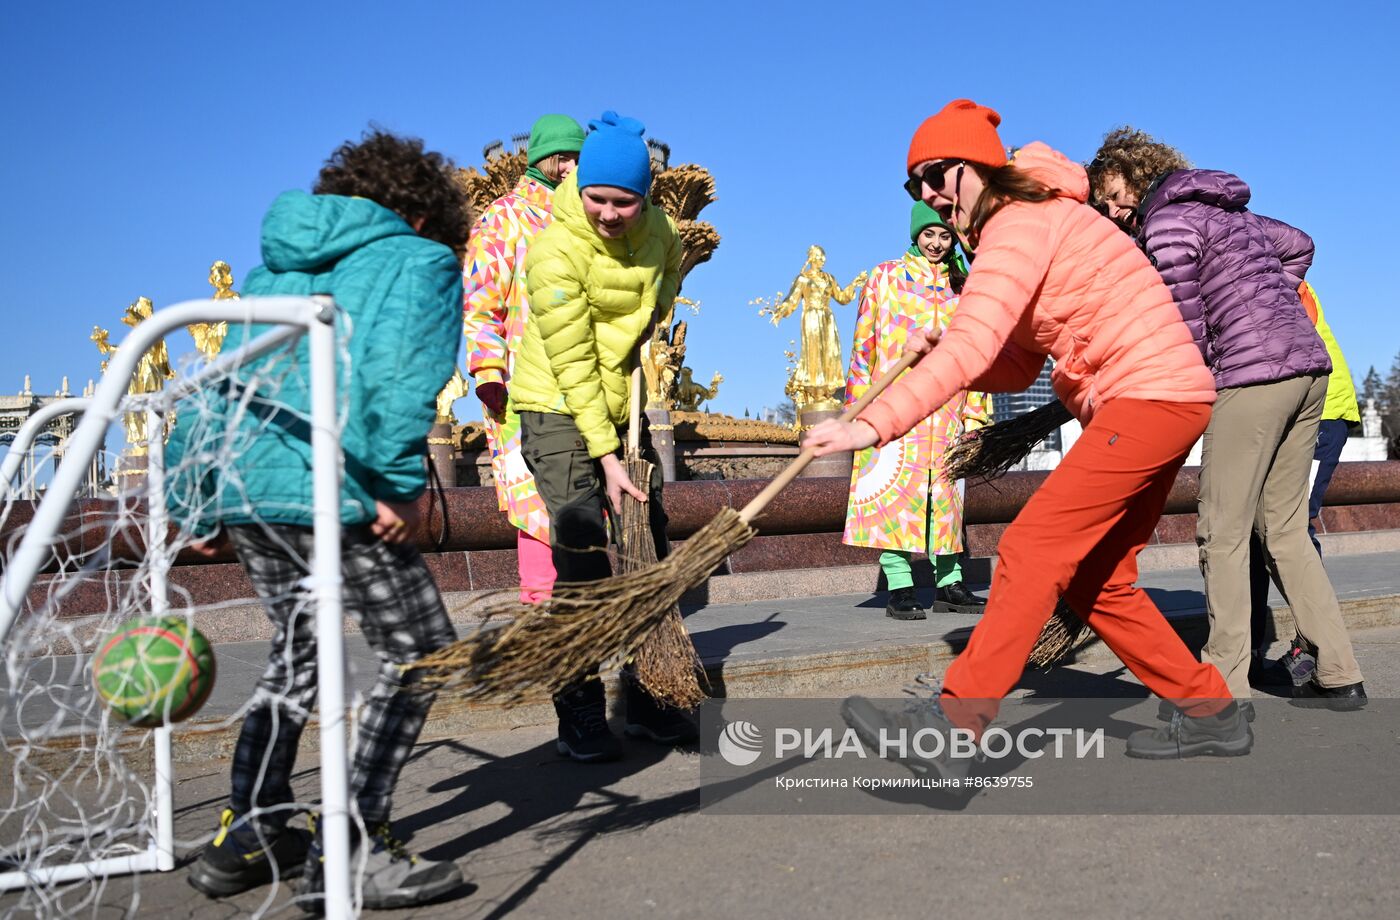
906, 99, 1008, 174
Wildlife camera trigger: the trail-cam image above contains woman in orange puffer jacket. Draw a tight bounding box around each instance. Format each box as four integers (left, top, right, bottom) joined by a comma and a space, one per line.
807, 99, 1247, 770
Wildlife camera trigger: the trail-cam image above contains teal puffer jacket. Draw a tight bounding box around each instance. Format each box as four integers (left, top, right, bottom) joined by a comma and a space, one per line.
166, 190, 462, 529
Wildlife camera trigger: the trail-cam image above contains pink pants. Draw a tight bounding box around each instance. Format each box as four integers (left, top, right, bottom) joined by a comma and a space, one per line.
517, 530, 556, 603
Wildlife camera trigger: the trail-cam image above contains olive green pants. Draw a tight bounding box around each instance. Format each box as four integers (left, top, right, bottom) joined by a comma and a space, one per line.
518, 411, 668, 586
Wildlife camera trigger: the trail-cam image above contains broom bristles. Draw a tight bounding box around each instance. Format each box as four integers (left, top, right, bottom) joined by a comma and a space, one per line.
944, 399, 1074, 483
618, 453, 709, 710
407, 507, 753, 706
1026, 600, 1089, 668
632, 613, 709, 709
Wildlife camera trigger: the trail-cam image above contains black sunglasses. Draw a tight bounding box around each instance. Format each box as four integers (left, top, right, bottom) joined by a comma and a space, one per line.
904, 160, 962, 201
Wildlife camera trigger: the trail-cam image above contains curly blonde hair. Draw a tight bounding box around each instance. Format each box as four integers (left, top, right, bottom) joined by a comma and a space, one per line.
1086, 127, 1190, 202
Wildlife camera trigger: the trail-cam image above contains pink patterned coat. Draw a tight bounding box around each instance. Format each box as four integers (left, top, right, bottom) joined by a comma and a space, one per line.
461, 176, 555, 542
844, 251, 991, 554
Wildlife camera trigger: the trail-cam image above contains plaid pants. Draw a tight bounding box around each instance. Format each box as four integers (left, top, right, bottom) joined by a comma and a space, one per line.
225, 523, 456, 830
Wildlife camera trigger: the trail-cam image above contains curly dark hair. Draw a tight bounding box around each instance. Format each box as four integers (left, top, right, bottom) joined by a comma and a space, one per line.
1086, 127, 1190, 203
314, 127, 470, 253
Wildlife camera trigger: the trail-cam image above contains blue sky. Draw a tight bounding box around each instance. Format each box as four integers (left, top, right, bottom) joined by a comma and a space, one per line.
3, 0, 1397, 423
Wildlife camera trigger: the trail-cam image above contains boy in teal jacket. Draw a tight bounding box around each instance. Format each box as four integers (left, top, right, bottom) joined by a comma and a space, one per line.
172, 130, 469, 911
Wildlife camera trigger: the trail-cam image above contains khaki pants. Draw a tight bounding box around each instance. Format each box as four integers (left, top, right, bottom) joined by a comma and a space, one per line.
1198, 374, 1362, 696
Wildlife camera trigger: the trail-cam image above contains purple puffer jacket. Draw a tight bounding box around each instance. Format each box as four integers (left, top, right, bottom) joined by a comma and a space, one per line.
1139, 169, 1330, 390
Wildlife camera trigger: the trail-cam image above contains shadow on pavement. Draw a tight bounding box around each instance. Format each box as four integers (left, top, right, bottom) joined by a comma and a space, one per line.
397, 721, 812, 918
690, 612, 785, 697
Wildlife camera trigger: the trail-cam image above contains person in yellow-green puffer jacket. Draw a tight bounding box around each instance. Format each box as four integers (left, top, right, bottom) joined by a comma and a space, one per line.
513, 110, 692, 763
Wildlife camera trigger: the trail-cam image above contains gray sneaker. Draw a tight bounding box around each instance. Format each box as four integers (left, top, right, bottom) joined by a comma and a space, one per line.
298, 823, 463, 912
842, 677, 977, 782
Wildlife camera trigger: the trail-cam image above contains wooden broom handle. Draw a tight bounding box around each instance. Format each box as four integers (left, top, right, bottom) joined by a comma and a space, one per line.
628, 364, 643, 452
738, 350, 920, 524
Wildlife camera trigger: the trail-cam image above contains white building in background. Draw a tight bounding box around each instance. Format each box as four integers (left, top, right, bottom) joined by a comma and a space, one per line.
1351, 399, 1390, 460
1, 377, 107, 498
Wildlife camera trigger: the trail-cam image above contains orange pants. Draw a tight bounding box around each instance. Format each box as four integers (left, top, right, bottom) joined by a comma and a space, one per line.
942, 399, 1231, 733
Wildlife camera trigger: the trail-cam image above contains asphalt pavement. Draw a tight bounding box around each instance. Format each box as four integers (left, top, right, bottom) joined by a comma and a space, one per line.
8, 622, 1398, 920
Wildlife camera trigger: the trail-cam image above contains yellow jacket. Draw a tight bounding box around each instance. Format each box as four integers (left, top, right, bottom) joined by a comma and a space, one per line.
1299, 283, 1361, 425
514, 172, 682, 457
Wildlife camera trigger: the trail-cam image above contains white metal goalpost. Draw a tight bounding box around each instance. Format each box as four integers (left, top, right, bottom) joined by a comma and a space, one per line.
0, 296, 356, 918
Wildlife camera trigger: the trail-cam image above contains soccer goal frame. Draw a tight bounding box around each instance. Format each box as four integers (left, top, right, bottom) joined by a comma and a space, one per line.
0, 296, 356, 918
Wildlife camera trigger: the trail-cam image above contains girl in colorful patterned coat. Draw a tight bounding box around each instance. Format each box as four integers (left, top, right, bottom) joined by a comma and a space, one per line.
844, 202, 991, 620
462, 114, 585, 603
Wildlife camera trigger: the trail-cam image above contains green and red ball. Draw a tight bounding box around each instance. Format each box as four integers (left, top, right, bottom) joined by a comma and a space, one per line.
92, 615, 216, 727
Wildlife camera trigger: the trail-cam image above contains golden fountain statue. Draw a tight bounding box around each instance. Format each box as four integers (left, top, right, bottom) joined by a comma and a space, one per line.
642, 296, 704, 409
187, 260, 235, 361
674, 367, 723, 412
642, 319, 684, 409
435, 366, 471, 424
89, 327, 116, 373
765, 245, 867, 411
92, 296, 175, 455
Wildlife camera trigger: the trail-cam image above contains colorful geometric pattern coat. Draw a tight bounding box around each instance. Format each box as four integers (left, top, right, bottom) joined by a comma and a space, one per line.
461, 176, 555, 542
843, 251, 992, 554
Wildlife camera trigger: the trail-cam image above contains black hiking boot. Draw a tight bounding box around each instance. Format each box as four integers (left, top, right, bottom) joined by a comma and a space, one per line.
1248, 652, 1292, 689
622, 679, 699, 745
1127, 701, 1253, 759
188, 808, 310, 897
1157, 698, 1254, 723
930, 581, 986, 614
885, 587, 926, 621
1292, 679, 1368, 712
554, 679, 623, 762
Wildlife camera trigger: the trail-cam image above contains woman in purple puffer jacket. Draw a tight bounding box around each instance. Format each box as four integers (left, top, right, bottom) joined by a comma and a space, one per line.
1089, 128, 1365, 711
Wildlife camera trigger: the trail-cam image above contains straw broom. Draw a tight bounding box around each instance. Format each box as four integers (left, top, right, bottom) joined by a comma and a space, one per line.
942, 399, 1087, 667
406, 352, 922, 705
943, 398, 1073, 483
619, 366, 708, 710
1025, 600, 1087, 668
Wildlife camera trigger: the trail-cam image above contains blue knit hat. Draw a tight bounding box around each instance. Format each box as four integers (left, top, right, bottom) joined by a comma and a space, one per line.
576, 111, 652, 196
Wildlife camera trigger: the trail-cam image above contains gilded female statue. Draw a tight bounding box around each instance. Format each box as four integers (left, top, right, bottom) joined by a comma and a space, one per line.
92, 297, 176, 453
769, 245, 867, 410
187, 260, 235, 360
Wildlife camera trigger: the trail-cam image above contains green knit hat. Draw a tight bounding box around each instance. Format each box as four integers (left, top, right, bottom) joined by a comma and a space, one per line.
909, 201, 954, 242
909, 201, 968, 273
527, 114, 585, 166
